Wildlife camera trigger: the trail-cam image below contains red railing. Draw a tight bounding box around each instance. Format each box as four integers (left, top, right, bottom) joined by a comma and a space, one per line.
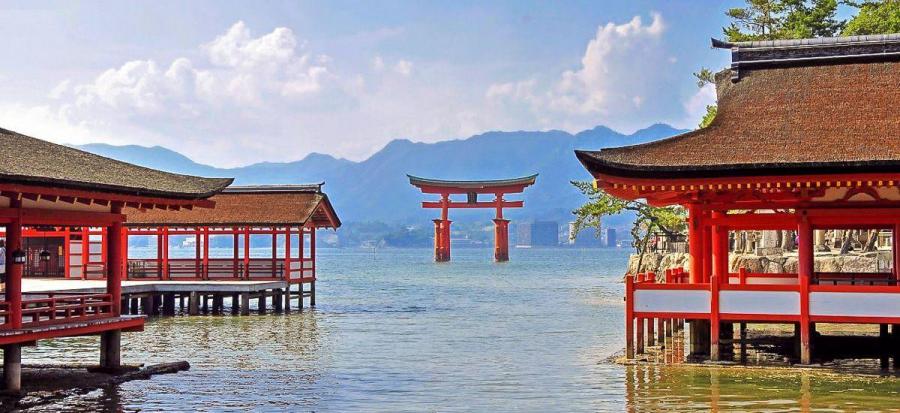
126, 258, 315, 283
0, 293, 114, 329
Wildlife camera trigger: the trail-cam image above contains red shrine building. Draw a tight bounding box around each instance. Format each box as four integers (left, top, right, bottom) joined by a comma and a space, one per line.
122, 184, 340, 306
408, 175, 537, 262
0, 128, 231, 390
577, 35, 900, 364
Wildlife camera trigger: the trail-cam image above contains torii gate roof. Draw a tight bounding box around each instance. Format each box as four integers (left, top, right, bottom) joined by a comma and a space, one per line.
407, 174, 537, 194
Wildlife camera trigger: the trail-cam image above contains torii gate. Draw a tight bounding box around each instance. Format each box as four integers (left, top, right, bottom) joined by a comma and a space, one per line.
408, 174, 537, 262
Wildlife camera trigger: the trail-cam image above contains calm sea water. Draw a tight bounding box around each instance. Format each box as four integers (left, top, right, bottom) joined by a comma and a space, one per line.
21, 248, 900, 412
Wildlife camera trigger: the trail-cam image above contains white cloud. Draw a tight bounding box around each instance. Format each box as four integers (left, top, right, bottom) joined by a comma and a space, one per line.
485, 13, 689, 133
5, 21, 360, 166
678, 82, 717, 128
393, 60, 413, 76
372, 56, 385, 71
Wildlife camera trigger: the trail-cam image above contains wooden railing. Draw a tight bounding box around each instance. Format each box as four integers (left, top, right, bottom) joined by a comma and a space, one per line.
0, 293, 114, 329
127, 258, 315, 283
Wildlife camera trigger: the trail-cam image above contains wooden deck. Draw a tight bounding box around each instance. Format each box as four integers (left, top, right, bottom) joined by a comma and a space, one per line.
0, 315, 144, 346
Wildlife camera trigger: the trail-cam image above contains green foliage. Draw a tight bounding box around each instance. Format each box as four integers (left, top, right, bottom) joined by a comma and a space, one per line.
571, 181, 686, 254
699, 105, 718, 129
723, 0, 842, 41
693, 68, 716, 88
843, 0, 900, 35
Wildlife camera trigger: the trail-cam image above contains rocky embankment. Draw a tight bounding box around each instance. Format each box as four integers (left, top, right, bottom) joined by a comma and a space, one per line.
627, 250, 892, 275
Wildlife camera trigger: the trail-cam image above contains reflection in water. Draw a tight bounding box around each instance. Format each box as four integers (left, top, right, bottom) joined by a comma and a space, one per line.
625, 364, 900, 412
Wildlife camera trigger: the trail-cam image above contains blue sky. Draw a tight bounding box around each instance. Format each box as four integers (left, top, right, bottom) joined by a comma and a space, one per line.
0, 1, 742, 167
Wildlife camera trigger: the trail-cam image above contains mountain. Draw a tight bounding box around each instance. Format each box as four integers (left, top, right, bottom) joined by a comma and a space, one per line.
76, 123, 688, 226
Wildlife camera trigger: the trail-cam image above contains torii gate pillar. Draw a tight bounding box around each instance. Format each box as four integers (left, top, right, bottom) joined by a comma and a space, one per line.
493, 219, 510, 262
433, 219, 451, 262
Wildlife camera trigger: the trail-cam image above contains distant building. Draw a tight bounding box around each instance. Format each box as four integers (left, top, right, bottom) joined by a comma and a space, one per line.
515, 221, 560, 247
606, 228, 617, 248
515, 222, 531, 247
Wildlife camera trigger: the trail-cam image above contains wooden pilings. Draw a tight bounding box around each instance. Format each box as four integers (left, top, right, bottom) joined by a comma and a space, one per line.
117, 280, 316, 319
99, 330, 122, 369
3, 344, 21, 392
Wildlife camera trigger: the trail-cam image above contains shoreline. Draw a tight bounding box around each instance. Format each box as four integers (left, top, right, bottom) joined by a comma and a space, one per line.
0, 361, 189, 412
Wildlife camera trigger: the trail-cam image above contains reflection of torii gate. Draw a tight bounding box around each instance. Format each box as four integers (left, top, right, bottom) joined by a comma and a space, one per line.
408, 174, 537, 262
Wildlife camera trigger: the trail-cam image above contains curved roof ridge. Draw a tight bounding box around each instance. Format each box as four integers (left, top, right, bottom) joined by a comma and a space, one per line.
713, 33, 900, 49
407, 174, 538, 188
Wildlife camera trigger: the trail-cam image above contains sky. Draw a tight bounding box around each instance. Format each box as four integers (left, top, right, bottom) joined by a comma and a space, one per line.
0, 0, 741, 167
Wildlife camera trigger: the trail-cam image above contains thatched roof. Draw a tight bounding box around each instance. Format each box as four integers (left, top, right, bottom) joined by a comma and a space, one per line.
577, 36, 900, 180
0, 128, 232, 198
124, 185, 341, 228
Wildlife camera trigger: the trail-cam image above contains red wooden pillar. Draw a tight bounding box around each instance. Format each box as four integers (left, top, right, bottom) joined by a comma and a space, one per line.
493, 219, 510, 262
121, 225, 129, 280
442, 220, 452, 262
81, 226, 90, 279
271, 228, 278, 278
107, 203, 124, 316
712, 211, 729, 284
440, 193, 451, 262
194, 229, 201, 278
709, 274, 721, 361
433, 219, 443, 261
702, 211, 713, 284
63, 227, 71, 279
4, 198, 23, 391
687, 204, 703, 283
155, 230, 162, 279
161, 226, 170, 280
625, 274, 635, 359
202, 227, 210, 280
232, 229, 239, 278
798, 212, 813, 364
6, 200, 23, 329
243, 226, 251, 280
284, 226, 292, 280
310, 226, 316, 277
894, 223, 900, 282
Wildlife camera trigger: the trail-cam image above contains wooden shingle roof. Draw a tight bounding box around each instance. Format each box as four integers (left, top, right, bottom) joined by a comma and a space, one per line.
0, 128, 233, 199
577, 36, 900, 180
124, 185, 341, 228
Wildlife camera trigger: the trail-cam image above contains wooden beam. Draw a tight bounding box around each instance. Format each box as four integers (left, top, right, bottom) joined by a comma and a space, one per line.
422, 201, 524, 209
0, 183, 216, 210
0, 207, 124, 226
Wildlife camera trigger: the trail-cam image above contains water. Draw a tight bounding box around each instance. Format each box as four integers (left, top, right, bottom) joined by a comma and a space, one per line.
20, 248, 900, 411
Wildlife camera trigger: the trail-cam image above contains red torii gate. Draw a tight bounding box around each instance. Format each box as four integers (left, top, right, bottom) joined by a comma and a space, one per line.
408, 174, 537, 262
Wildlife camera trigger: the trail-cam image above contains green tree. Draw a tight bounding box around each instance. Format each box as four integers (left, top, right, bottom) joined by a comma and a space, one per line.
571, 181, 686, 273
724, 0, 842, 41
699, 105, 718, 129
843, 0, 900, 35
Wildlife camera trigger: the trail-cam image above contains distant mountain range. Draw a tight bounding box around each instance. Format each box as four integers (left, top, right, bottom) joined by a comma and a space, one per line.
76, 123, 687, 227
